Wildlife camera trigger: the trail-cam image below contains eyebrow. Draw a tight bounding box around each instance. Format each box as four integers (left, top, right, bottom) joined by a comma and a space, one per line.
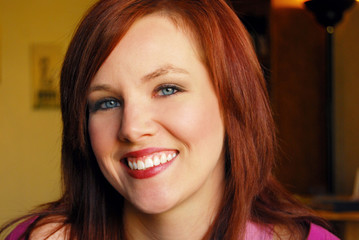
88, 65, 189, 93
141, 64, 189, 82
88, 84, 112, 93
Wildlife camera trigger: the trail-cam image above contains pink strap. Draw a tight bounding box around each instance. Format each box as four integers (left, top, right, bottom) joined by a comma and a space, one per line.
5, 218, 36, 240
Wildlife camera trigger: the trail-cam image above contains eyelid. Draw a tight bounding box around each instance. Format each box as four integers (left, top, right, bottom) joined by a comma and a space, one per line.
154, 83, 184, 97
88, 97, 121, 112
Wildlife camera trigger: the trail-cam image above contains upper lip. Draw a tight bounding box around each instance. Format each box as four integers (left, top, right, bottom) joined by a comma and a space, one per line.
121, 147, 177, 160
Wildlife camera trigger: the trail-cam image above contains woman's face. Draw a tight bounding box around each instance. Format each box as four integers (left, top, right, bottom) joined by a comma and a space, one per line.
87, 14, 225, 215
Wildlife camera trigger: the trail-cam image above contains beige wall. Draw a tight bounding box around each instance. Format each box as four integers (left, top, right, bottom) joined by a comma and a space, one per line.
0, 0, 95, 227
335, 3, 359, 195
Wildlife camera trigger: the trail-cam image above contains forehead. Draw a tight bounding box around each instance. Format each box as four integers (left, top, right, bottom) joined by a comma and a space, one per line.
91, 14, 203, 84
122, 13, 201, 58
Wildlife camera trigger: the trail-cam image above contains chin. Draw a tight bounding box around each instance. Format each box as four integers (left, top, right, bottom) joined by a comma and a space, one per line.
127, 192, 179, 215
137, 204, 173, 215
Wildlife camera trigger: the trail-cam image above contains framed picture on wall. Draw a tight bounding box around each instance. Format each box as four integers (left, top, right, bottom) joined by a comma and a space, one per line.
31, 44, 62, 109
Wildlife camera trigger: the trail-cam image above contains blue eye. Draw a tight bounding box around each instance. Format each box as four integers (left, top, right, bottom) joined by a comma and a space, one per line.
157, 86, 179, 96
90, 98, 121, 112
100, 99, 120, 109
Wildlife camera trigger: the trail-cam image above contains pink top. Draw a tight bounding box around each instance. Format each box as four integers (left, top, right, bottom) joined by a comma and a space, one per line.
307, 223, 340, 240
245, 222, 273, 239
6, 218, 340, 240
245, 222, 340, 240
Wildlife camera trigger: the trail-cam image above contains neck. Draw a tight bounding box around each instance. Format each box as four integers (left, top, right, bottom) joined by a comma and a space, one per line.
123, 171, 224, 240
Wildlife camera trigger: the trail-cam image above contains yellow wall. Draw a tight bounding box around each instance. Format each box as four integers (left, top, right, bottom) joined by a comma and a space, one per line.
0, 0, 95, 227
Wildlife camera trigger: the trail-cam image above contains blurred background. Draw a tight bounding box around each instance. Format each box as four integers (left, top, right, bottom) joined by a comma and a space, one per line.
0, 0, 358, 238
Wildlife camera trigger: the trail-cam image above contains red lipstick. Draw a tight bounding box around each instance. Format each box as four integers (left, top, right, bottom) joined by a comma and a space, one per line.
121, 148, 178, 179
122, 147, 171, 159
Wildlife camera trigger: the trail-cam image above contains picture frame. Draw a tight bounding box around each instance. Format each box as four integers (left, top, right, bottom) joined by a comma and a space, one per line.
31, 44, 62, 109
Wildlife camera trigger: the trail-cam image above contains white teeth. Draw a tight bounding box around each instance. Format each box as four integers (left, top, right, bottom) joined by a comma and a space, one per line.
128, 161, 133, 170
127, 152, 178, 171
153, 156, 160, 166
145, 158, 154, 168
160, 153, 167, 164
167, 152, 177, 161
137, 161, 145, 170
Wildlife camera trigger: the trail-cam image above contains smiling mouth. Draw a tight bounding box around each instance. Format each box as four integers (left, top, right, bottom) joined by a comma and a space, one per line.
126, 151, 178, 170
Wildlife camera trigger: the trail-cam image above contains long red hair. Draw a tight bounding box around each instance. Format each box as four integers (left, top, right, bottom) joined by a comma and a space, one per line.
1, 0, 326, 239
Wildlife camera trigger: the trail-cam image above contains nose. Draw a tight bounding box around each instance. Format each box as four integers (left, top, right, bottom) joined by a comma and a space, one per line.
118, 100, 157, 143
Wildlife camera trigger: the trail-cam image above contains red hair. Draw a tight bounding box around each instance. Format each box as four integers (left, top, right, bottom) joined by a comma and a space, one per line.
1, 0, 327, 239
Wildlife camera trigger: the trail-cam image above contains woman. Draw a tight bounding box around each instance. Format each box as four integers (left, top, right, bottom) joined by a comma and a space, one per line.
1, 0, 339, 239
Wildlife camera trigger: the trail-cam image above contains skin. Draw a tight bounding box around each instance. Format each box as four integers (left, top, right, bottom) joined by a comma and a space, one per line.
87, 14, 226, 240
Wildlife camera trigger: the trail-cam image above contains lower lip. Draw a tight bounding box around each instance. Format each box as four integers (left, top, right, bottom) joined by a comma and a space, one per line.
122, 155, 177, 179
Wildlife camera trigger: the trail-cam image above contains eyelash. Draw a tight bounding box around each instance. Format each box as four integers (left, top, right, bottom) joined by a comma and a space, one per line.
90, 98, 121, 112
154, 84, 182, 97
89, 84, 183, 112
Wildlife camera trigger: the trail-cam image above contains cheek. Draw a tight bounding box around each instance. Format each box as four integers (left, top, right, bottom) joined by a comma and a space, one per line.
88, 114, 120, 159
161, 94, 224, 153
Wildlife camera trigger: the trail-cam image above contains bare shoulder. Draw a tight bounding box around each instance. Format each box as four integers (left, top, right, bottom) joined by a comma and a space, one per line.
29, 220, 68, 240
